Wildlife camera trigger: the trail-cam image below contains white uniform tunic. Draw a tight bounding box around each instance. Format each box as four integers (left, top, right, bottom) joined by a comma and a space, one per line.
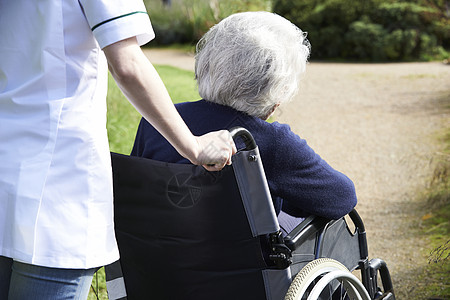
0, 0, 154, 268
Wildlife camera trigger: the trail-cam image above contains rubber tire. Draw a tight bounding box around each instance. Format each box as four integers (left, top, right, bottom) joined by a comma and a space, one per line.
307, 269, 371, 300
284, 258, 370, 300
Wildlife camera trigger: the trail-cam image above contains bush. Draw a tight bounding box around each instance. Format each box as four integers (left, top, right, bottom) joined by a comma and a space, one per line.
273, 0, 380, 60
374, 2, 441, 60
144, 0, 272, 45
344, 17, 387, 60
273, 0, 450, 61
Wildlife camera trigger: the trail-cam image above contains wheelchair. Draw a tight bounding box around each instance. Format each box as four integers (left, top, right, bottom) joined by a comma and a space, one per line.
105, 127, 395, 300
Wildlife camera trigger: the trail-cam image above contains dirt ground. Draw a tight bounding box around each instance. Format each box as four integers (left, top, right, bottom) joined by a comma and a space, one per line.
144, 49, 450, 299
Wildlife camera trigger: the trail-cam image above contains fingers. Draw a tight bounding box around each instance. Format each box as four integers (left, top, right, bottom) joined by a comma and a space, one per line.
196, 130, 236, 171
202, 164, 224, 172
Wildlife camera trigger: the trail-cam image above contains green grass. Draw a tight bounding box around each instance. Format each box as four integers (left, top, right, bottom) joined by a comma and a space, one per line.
88, 268, 107, 300
106, 64, 199, 154
155, 64, 200, 103
89, 64, 198, 299
415, 128, 450, 299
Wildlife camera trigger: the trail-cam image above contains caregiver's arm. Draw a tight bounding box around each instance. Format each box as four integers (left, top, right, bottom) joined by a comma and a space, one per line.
103, 37, 236, 171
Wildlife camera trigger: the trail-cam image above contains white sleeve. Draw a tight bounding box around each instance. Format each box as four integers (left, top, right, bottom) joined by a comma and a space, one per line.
79, 0, 155, 48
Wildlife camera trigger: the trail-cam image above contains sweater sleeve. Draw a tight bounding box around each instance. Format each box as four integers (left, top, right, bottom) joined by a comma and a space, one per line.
261, 123, 357, 220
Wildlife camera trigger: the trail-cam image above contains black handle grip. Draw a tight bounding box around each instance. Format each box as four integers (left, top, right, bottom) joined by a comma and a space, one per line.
229, 127, 257, 151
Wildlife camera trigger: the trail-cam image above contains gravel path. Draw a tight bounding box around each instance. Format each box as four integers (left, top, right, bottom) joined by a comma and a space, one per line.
144, 49, 450, 298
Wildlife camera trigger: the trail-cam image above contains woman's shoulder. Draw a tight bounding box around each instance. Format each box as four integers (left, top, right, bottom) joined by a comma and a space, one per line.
252, 120, 298, 143
253, 120, 316, 165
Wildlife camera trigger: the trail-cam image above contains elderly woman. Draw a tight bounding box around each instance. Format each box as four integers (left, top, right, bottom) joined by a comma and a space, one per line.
132, 11, 357, 226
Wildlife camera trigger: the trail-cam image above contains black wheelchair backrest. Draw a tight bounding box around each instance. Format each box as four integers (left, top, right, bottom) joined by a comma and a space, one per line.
107, 127, 291, 300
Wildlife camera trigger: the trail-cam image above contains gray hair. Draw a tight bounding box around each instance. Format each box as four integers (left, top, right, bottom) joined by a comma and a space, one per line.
195, 11, 311, 119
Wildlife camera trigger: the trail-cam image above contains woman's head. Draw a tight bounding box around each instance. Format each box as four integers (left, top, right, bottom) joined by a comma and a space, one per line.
195, 11, 310, 119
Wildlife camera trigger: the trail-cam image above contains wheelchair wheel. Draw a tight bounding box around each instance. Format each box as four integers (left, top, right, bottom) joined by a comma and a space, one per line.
285, 258, 371, 300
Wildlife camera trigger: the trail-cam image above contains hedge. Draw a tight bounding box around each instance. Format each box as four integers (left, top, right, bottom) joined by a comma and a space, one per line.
273, 0, 450, 61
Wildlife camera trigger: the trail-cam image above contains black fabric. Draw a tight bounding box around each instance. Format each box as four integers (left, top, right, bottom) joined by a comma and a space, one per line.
111, 153, 269, 300
105, 260, 124, 281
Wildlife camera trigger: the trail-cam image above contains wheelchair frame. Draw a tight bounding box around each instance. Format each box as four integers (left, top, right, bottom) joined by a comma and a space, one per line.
106, 127, 395, 300
282, 209, 395, 299
230, 127, 396, 300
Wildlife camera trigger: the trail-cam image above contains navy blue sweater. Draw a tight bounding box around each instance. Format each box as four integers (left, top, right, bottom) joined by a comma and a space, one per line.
131, 100, 357, 219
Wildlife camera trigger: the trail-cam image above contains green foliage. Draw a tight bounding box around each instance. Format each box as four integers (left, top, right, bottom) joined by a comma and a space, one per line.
142, 0, 449, 61
143, 0, 272, 45
417, 258, 450, 299
273, 0, 450, 61
418, 171, 450, 298
416, 125, 450, 299
344, 17, 387, 60
88, 268, 107, 300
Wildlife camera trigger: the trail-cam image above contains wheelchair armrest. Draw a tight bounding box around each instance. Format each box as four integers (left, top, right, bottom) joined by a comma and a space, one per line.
284, 209, 368, 273
284, 209, 365, 252
283, 215, 332, 251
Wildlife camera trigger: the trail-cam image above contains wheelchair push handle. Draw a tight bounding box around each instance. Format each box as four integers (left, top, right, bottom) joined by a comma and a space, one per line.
229, 127, 257, 151
205, 127, 256, 167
